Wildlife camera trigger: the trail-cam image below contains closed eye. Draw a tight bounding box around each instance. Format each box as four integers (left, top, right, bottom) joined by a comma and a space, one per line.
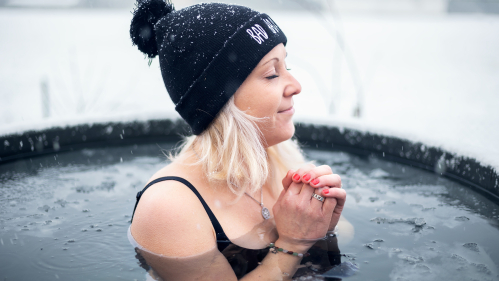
266, 75, 279, 80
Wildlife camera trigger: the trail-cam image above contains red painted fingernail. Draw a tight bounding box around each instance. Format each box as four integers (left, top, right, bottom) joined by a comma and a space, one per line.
311, 178, 320, 185
323, 189, 329, 194
293, 174, 300, 181
303, 174, 311, 181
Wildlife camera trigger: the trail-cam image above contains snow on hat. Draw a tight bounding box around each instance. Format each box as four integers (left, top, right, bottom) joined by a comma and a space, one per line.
130, 0, 287, 134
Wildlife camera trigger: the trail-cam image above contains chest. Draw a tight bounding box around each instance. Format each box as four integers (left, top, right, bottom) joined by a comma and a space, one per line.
184, 178, 279, 249
163, 163, 281, 249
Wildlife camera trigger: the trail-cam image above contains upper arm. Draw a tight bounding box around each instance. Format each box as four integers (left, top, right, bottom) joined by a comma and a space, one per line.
131, 180, 238, 280
130, 180, 217, 257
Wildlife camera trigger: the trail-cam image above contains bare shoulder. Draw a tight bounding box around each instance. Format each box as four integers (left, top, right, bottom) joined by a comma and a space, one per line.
130, 165, 217, 257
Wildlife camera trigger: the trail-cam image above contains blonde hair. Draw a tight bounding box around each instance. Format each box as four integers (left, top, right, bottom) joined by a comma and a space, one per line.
171, 96, 304, 198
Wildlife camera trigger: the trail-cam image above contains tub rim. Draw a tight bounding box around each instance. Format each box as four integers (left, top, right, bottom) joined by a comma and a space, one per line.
1, 118, 497, 203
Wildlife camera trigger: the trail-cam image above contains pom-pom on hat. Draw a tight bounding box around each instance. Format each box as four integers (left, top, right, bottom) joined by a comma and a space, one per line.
130, 0, 287, 135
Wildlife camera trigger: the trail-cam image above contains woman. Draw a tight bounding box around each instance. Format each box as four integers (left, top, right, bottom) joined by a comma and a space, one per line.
128, 0, 347, 280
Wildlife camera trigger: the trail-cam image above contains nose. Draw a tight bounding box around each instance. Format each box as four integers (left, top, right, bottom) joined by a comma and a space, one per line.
283, 70, 302, 97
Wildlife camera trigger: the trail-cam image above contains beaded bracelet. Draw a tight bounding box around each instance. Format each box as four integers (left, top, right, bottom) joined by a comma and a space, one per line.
268, 243, 311, 258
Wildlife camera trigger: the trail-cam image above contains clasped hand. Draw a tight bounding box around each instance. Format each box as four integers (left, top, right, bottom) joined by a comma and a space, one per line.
272, 164, 346, 250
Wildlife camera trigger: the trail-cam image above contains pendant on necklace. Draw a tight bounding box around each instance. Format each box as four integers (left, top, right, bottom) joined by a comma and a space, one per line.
261, 206, 270, 220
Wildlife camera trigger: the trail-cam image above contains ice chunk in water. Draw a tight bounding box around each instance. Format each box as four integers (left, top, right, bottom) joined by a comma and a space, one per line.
463, 242, 479, 252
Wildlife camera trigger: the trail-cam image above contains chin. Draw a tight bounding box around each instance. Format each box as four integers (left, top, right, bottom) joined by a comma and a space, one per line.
265, 122, 295, 147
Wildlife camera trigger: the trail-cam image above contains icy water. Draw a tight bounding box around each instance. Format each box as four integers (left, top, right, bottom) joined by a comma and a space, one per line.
1, 142, 498, 281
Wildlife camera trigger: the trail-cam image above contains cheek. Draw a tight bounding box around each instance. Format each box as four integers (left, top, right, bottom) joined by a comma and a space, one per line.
247, 96, 280, 120
263, 92, 282, 116
263, 101, 279, 119
234, 82, 281, 120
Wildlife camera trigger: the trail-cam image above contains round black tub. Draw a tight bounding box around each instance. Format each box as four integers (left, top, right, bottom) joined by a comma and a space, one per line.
1, 119, 498, 281
1, 119, 498, 202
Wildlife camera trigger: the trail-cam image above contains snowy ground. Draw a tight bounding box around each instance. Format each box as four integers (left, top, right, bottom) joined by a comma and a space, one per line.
0, 9, 498, 172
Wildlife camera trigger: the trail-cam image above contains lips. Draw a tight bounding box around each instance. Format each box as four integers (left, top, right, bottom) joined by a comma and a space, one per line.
278, 106, 294, 113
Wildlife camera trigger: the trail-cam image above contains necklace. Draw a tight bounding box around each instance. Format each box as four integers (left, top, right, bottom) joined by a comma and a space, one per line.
245, 189, 271, 220
191, 146, 270, 220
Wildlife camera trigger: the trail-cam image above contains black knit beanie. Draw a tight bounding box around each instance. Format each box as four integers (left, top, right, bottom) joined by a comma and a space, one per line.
130, 0, 287, 135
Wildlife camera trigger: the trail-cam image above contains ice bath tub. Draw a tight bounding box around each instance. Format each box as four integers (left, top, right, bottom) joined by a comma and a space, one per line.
1, 119, 498, 280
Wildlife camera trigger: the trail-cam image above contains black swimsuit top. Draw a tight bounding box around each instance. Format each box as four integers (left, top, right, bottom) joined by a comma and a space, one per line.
131, 176, 270, 277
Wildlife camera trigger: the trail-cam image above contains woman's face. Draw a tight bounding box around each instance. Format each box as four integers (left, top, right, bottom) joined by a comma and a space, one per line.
234, 43, 302, 147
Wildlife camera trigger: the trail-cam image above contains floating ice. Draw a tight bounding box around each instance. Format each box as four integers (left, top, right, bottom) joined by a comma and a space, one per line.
455, 216, 470, 221
371, 217, 426, 227
463, 242, 479, 252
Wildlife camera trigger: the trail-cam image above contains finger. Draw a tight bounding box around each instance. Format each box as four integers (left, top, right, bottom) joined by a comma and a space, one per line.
292, 163, 316, 183
299, 182, 316, 200
310, 174, 341, 189
322, 196, 337, 217
273, 188, 287, 214
323, 188, 347, 214
276, 187, 286, 202
282, 169, 296, 191
301, 165, 333, 184
287, 180, 305, 196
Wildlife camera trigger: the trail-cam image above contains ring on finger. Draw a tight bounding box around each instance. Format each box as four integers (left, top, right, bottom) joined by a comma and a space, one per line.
312, 193, 325, 202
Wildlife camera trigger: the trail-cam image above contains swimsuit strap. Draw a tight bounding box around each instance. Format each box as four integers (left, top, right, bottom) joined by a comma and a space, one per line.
131, 176, 230, 243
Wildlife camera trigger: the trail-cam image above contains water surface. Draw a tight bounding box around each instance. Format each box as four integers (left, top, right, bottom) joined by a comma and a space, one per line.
1, 142, 498, 280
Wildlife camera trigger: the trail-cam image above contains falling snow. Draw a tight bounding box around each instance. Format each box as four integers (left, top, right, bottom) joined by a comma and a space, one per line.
0, 9, 498, 173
